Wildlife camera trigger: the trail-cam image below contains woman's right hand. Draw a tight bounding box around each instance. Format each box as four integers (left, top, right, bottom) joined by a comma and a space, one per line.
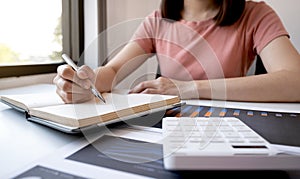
53, 64, 96, 103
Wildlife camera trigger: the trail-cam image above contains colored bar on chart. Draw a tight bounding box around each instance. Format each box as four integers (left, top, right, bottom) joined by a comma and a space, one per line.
177, 105, 194, 117
219, 109, 227, 117
261, 112, 268, 117
233, 110, 240, 116
175, 112, 181, 117
190, 107, 203, 117
166, 107, 180, 116
247, 111, 254, 116
204, 108, 214, 117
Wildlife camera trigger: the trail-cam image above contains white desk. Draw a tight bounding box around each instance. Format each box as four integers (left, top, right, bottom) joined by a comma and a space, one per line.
1, 84, 300, 178
0, 84, 80, 177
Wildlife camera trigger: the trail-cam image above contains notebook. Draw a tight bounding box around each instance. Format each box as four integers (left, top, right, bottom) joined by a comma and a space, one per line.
0, 87, 180, 134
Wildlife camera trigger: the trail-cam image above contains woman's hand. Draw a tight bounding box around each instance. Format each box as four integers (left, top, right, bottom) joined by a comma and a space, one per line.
129, 77, 199, 99
53, 64, 96, 103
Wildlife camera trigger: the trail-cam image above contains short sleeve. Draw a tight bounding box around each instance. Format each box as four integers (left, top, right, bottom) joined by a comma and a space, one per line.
130, 11, 161, 54
250, 2, 289, 54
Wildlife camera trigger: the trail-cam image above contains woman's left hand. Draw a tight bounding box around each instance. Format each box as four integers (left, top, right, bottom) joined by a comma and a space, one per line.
129, 77, 199, 99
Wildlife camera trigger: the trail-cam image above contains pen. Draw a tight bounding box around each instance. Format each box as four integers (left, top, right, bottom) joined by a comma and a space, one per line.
61, 54, 106, 103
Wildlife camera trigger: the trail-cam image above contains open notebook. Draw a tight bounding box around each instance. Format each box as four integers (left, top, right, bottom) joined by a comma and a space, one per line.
0, 87, 180, 133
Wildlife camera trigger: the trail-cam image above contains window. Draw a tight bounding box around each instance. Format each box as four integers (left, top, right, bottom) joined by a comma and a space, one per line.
0, 0, 62, 65
0, 0, 84, 78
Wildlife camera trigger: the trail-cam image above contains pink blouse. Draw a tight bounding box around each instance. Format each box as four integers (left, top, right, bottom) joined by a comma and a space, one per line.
131, 1, 288, 81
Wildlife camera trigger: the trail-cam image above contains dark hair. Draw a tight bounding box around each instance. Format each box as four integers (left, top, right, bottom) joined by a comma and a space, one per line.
160, 0, 246, 26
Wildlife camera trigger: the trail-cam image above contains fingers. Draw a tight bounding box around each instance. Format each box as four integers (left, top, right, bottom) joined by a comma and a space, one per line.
54, 75, 93, 103
57, 65, 94, 89
56, 87, 93, 104
139, 88, 159, 94
129, 80, 157, 93
129, 77, 172, 94
77, 65, 95, 81
54, 64, 95, 103
129, 77, 183, 97
54, 76, 88, 93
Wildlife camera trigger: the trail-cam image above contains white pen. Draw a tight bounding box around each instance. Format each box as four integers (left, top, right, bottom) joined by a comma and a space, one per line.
61, 54, 106, 103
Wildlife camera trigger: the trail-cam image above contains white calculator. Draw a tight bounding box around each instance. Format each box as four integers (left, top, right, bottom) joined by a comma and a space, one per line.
162, 117, 298, 170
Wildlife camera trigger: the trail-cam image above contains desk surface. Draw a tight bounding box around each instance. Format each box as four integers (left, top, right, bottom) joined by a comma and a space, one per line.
0, 84, 80, 177
0, 104, 79, 177
1, 84, 300, 178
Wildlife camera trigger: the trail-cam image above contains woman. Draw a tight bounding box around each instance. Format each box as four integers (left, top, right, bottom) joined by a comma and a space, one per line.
54, 0, 300, 103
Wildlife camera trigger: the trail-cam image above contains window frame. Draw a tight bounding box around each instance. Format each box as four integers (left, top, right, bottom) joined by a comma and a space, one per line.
97, 0, 108, 66
0, 0, 84, 78
82, 0, 107, 68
